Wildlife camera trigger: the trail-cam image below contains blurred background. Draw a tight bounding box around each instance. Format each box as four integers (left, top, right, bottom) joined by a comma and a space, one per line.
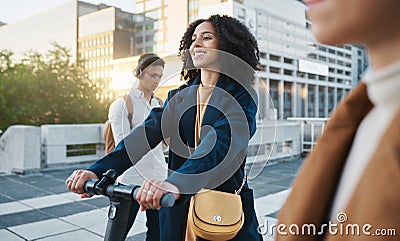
0, 0, 367, 175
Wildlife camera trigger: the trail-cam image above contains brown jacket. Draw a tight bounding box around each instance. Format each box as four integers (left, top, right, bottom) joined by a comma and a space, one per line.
277, 83, 400, 240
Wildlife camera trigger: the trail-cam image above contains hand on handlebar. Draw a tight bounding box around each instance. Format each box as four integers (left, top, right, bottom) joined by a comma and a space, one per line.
66, 170, 98, 198
136, 180, 180, 211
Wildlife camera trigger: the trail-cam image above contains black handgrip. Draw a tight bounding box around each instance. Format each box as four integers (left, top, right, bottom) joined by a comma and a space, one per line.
83, 179, 97, 195
84, 180, 175, 207
133, 187, 175, 208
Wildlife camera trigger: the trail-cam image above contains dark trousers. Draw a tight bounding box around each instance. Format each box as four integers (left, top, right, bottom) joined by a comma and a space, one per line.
125, 200, 160, 241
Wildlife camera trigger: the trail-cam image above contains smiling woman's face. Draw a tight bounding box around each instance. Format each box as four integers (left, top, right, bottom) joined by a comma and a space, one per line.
189, 21, 219, 69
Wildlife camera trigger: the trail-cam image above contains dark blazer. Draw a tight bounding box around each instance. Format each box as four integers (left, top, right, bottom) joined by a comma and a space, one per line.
88, 75, 262, 241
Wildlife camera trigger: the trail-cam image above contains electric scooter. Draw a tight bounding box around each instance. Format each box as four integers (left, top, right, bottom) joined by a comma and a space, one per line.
83, 169, 175, 241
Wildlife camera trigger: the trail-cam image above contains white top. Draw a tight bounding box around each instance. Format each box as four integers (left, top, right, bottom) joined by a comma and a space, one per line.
108, 88, 167, 185
330, 60, 400, 220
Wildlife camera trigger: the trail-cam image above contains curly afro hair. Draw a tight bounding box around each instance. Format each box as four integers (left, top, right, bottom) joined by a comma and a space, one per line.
179, 15, 260, 84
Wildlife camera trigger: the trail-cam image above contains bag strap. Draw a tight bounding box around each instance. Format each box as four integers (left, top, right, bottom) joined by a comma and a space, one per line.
123, 95, 134, 130
235, 168, 247, 195
192, 87, 247, 195
154, 96, 164, 107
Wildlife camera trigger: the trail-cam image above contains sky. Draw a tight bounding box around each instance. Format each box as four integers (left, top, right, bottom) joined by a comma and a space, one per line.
0, 0, 136, 24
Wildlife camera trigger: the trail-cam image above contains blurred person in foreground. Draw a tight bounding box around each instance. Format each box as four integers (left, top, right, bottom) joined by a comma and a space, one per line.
277, 1, 400, 240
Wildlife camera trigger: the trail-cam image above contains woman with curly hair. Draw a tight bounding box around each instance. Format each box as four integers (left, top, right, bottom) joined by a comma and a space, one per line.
66, 14, 262, 241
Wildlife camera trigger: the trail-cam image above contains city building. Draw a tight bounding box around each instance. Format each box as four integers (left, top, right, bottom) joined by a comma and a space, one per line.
0, 0, 368, 119
134, 0, 189, 55
0, 0, 155, 96
77, 2, 155, 93
0, 1, 79, 61
196, 0, 368, 119
116, 0, 367, 120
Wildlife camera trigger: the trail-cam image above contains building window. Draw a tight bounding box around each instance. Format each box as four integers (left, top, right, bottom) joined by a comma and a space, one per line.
308, 85, 315, 117
308, 53, 317, 59
270, 54, 281, 62
297, 71, 305, 78
319, 86, 325, 117
136, 26, 143, 33
328, 87, 335, 113
283, 57, 293, 64
308, 74, 316, 79
269, 79, 280, 118
270, 67, 280, 74
284, 69, 293, 76
284, 82, 292, 119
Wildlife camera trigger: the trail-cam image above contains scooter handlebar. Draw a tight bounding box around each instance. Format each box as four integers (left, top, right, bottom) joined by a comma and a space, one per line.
83, 180, 175, 208
132, 186, 175, 208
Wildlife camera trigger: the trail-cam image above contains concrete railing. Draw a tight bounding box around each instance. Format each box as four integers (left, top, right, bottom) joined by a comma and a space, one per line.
0, 121, 302, 175
41, 124, 105, 168
0, 124, 105, 175
247, 121, 301, 164
0, 125, 41, 174
287, 117, 329, 153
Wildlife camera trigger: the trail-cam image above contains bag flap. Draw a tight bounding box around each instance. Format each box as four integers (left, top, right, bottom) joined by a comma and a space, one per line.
193, 189, 242, 226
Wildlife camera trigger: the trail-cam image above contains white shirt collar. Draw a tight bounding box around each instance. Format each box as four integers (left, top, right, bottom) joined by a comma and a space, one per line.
129, 88, 145, 98
362, 59, 400, 106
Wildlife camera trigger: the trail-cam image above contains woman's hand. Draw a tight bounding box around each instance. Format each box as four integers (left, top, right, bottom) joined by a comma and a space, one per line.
136, 180, 180, 210
65, 170, 98, 198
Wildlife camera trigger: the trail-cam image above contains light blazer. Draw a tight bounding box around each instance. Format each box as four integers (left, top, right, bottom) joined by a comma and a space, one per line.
277, 83, 400, 240
88, 75, 263, 241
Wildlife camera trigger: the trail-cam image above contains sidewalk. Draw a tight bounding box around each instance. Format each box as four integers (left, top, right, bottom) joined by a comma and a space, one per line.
0, 157, 303, 241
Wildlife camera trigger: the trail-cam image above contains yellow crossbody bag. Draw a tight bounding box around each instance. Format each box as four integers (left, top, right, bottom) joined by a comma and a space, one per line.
187, 188, 244, 241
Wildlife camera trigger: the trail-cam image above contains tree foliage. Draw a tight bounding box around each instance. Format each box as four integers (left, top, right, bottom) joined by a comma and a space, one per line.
0, 43, 110, 131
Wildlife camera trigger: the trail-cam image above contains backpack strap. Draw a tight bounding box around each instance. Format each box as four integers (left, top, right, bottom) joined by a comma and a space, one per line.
155, 96, 164, 107
123, 95, 134, 130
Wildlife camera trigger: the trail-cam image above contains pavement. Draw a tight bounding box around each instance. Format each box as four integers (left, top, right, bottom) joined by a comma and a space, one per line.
0, 157, 304, 241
